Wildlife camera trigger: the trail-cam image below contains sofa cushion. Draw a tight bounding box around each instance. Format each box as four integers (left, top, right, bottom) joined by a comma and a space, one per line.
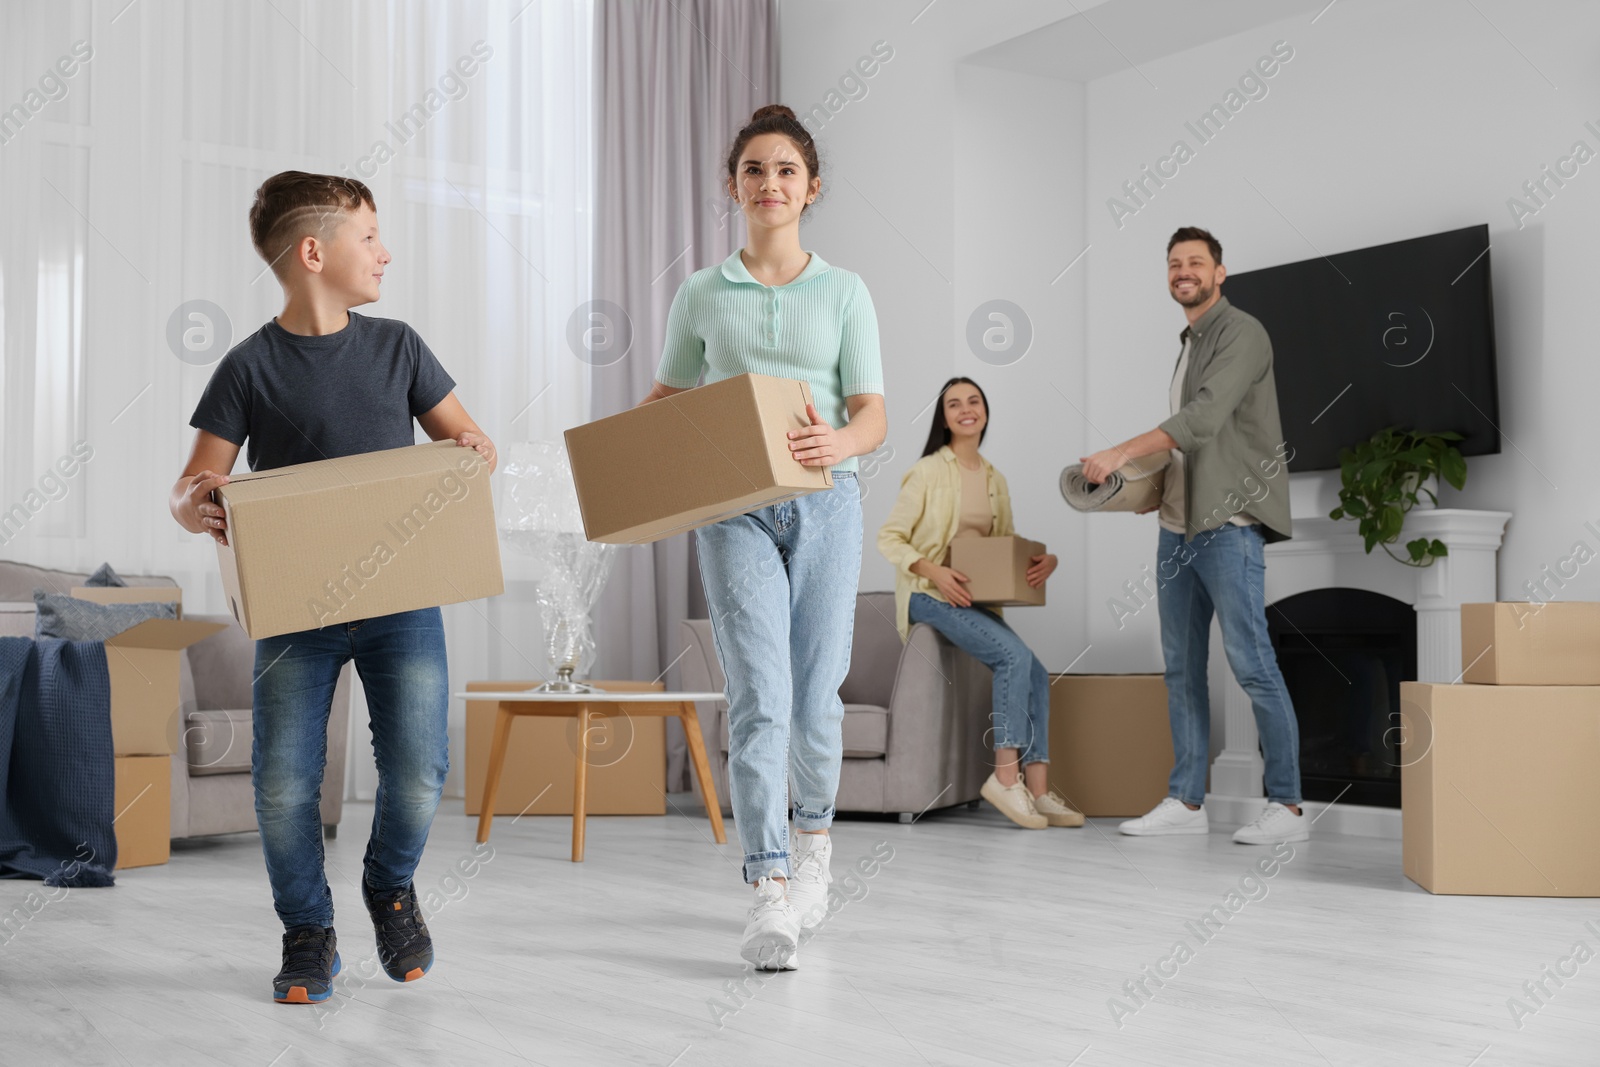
0, 603, 36, 638
185, 708, 252, 776
718, 702, 888, 759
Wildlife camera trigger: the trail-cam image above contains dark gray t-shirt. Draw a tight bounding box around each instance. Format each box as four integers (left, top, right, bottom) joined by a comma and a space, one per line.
190, 312, 455, 472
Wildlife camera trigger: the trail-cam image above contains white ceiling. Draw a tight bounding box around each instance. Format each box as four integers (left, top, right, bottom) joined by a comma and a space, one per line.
961, 0, 1329, 82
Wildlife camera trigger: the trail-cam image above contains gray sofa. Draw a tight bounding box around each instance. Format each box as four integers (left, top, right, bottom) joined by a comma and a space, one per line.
677, 591, 993, 821
0, 560, 350, 840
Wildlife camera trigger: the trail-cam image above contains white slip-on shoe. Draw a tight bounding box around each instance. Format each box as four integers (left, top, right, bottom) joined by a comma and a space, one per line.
980, 773, 1048, 829
1232, 801, 1310, 845
1031, 789, 1085, 828
1118, 796, 1209, 836
787, 833, 833, 931
740, 869, 800, 971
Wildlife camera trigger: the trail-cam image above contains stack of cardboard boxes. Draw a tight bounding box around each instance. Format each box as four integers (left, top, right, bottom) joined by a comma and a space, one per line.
1400, 602, 1600, 896
71, 587, 224, 870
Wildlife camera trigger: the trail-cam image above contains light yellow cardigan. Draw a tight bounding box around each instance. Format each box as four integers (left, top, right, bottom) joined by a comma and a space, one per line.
876, 445, 1015, 641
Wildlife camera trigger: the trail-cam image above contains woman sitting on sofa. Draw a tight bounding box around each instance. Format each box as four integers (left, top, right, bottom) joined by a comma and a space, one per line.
877, 377, 1082, 830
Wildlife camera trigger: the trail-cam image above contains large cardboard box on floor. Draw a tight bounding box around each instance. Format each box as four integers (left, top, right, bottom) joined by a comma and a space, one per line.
1047, 674, 1174, 816
69, 588, 225, 756
1400, 681, 1600, 896
950, 535, 1047, 607
212, 441, 504, 640
463, 681, 666, 816
1460, 602, 1600, 685
564, 373, 833, 544
113, 755, 172, 869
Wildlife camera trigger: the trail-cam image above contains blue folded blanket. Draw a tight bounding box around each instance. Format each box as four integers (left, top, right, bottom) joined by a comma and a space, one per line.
0, 637, 118, 885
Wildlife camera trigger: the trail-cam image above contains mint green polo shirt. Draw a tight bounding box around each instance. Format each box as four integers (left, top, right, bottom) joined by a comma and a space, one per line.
654, 249, 884, 472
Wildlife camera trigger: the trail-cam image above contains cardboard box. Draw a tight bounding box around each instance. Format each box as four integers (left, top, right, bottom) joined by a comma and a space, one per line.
464, 681, 667, 815
68, 588, 225, 757
1461, 602, 1600, 685
213, 441, 504, 639
1399, 681, 1600, 896
949, 535, 1047, 607
1047, 674, 1175, 816
113, 755, 172, 869
564, 373, 833, 544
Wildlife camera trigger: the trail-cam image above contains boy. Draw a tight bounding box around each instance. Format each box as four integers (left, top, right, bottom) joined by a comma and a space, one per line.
168, 172, 497, 1003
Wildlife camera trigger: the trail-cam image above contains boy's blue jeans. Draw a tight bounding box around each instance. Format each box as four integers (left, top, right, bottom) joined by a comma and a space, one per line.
252, 606, 449, 929
1157, 524, 1302, 807
695, 473, 861, 883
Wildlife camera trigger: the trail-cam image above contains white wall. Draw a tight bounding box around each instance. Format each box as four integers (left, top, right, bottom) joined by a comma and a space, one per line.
780, 0, 1103, 667
1082, 0, 1600, 668
786, 0, 1600, 674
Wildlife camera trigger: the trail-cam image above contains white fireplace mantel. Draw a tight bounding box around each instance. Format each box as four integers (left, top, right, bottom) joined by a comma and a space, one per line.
1207, 508, 1511, 838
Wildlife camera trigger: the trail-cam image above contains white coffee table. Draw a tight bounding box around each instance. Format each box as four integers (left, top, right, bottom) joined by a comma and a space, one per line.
456, 683, 727, 861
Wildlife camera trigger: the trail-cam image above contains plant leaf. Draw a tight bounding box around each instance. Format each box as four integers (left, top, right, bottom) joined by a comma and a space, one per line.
1406, 537, 1429, 561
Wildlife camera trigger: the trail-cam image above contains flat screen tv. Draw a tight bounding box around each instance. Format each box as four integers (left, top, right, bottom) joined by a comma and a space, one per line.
1222, 223, 1501, 473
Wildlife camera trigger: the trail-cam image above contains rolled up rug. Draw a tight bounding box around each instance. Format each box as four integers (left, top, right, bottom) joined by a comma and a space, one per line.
1059, 451, 1171, 513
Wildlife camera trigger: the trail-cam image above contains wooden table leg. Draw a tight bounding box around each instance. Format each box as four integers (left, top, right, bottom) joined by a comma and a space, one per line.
678, 702, 727, 844
477, 705, 516, 844
572, 704, 591, 862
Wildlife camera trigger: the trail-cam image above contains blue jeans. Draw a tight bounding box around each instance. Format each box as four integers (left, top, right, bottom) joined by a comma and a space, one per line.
1156, 524, 1302, 807
253, 606, 449, 929
696, 473, 861, 883
907, 593, 1049, 765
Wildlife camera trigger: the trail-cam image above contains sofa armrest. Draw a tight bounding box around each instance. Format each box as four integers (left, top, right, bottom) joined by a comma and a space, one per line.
881, 622, 991, 815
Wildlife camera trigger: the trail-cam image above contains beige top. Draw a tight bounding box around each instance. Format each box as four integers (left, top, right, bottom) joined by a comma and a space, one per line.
944, 460, 993, 562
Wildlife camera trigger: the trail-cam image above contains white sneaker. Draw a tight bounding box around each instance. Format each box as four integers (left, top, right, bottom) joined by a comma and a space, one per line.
1232, 802, 1309, 845
1118, 797, 1209, 836
980, 773, 1048, 829
740, 869, 799, 970
787, 833, 833, 930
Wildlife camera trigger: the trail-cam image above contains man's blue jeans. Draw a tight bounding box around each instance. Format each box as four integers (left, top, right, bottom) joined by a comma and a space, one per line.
252, 606, 449, 929
907, 593, 1049, 765
695, 473, 861, 883
1157, 524, 1302, 807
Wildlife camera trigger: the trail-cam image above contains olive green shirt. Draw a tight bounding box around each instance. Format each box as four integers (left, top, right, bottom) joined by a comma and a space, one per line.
1156, 295, 1292, 543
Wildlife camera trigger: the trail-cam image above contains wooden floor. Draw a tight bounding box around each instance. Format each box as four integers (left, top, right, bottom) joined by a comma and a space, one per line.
2, 798, 1596, 1066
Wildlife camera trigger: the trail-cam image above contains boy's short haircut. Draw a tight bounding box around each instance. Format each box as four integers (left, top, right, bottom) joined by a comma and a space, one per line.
249, 171, 377, 280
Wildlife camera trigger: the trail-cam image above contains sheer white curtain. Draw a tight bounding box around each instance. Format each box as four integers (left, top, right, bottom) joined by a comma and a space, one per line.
0, 0, 595, 800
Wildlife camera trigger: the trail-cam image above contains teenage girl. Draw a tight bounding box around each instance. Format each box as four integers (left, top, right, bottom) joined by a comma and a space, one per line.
639, 105, 886, 970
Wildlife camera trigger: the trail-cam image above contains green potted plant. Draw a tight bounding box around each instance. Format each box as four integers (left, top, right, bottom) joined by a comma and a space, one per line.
1329, 427, 1468, 566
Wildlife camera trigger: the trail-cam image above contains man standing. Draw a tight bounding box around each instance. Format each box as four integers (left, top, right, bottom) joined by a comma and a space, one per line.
1080, 226, 1305, 845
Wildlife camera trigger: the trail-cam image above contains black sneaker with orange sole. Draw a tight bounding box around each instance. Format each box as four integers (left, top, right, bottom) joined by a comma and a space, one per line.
362, 879, 433, 982
273, 924, 340, 1004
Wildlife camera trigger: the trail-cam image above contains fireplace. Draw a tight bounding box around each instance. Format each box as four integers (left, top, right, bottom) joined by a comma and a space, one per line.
1268, 589, 1417, 809
1204, 507, 1509, 838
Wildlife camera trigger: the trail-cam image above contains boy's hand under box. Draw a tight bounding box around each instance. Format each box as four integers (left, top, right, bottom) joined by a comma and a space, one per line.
212, 441, 505, 639
949, 535, 1048, 607
564, 373, 833, 545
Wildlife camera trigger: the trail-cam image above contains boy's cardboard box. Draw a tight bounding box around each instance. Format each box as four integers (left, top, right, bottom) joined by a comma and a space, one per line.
564, 373, 833, 544
212, 441, 504, 640
949, 536, 1047, 607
